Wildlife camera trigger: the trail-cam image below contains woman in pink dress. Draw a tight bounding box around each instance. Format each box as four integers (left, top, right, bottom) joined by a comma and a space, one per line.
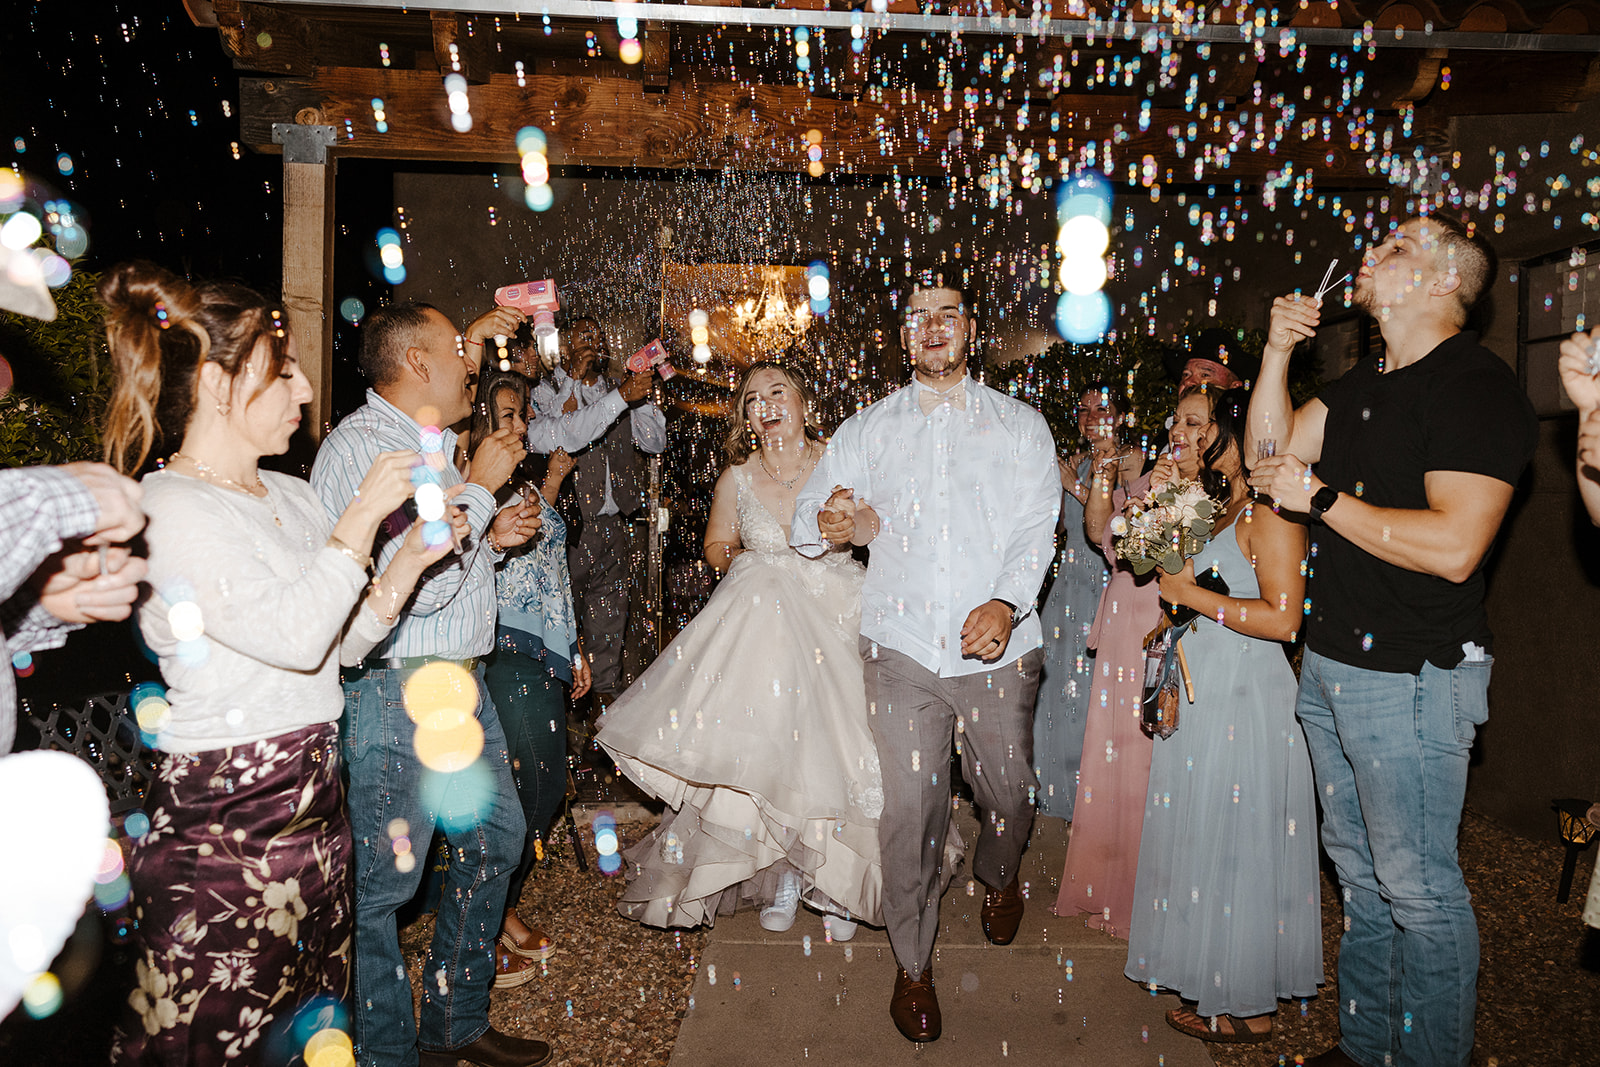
1054, 387, 1215, 936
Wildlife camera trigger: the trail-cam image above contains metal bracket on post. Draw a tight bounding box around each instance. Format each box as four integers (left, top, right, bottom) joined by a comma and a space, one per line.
271, 123, 337, 164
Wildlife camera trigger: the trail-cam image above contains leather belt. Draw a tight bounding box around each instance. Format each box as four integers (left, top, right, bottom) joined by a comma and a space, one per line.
346, 655, 480, 676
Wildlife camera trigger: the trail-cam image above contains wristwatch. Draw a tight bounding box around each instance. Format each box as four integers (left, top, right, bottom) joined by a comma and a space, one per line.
1309, 485, 1340, 524
994, 599, 1032, 626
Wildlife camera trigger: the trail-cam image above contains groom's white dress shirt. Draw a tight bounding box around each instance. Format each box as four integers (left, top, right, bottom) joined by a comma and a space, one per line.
791, 375, 1060, 678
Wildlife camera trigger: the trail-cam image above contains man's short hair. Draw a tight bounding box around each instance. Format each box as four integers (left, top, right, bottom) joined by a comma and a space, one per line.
1418, 215, 1496, 325
359, 302, 441, 386
903, 267, 975, 322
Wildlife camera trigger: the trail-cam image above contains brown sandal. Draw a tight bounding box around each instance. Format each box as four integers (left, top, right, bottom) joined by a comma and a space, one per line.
1165, 1006, 1273, 1044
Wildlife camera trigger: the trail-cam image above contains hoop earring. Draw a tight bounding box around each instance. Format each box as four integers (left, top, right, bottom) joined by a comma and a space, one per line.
217, 401, 231, 416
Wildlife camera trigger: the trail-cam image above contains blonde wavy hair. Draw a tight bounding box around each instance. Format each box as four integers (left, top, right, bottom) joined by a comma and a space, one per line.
721, 361, 824, 466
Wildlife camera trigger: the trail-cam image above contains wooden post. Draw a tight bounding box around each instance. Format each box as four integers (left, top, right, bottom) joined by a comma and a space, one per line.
273, 122, 336, 442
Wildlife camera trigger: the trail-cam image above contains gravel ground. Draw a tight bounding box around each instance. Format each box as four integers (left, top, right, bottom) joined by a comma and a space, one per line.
401, 819, 705, 1067
1207, 807, 1600, 1067
429, 808, 1600, 1067
6, 809, 1590, 1065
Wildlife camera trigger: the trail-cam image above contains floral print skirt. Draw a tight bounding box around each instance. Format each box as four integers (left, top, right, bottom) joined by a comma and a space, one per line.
112, 722, 352, 1066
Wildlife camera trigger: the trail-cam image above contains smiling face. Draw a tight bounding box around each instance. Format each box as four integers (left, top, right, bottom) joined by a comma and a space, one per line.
1077, 387, 1119, 443
493, 385, 528, 441
233, 334, 312, 457
1178, 358, 1240, 393
410, 307, 478, 425
743, 366, 807, 453
1169, 392, 1215, 479
901, 285, 975, 384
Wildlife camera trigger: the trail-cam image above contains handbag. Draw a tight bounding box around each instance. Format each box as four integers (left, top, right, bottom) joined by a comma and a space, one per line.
1140, 624, 1185, 739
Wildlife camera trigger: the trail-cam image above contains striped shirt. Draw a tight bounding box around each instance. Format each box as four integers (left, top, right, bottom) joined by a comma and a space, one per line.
0, 466, 101, 753
310, 389, 501, 661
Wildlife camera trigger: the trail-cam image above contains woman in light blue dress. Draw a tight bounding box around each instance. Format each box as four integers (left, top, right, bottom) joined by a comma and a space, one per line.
1125, 387, 1322, 1044
1032, 385, 1124, 820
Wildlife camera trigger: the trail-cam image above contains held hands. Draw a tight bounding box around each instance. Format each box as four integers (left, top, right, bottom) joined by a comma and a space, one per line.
62, 462, 145, 546
1265, 293, 1322, 358
491, 492, 543, 549
465, 305, 525, 350
34, 544, 148, 625
1557, 328, 1600, 414
819, 486, 857, 546
959, 600, 1014, 661
1156, 558, 1198, 608
1247, 453, 1321, 513
468, 427, 528, 495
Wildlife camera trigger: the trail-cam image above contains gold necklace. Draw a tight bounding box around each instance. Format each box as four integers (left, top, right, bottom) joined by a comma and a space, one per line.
170, 452, 282, 526
757, 442, 812, 490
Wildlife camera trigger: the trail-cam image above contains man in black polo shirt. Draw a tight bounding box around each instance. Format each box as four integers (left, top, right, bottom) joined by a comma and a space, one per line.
1245, 215, 1536, 1067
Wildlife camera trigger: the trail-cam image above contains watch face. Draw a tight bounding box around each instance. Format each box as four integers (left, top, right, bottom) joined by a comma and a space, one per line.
1312, 487, 1338, 515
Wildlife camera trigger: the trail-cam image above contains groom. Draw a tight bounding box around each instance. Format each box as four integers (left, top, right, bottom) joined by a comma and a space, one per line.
791, 274, 1059, 1042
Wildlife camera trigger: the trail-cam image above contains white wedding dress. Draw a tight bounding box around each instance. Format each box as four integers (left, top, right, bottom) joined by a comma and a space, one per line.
597, 463, 885, 927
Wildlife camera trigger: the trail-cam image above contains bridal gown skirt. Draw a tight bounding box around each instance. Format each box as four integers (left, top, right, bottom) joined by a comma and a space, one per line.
596, 546, 885, 928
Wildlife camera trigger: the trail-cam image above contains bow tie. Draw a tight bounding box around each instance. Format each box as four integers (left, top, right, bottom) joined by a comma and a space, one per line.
918, 380, 967, 415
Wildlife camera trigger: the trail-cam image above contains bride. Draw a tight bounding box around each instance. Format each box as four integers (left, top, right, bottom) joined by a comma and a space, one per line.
597, 361, 882, 939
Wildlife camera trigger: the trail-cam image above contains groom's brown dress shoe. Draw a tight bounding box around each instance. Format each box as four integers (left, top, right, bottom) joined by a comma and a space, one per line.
889, 965, 941, 1042
981, 876, 1025, 945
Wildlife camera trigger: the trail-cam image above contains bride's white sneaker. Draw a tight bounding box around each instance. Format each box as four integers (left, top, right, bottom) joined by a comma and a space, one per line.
824, 915, 858, 942
760, 870, 802, 932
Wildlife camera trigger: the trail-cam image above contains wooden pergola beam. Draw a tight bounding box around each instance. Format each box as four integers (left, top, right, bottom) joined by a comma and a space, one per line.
239, 67, 1394, 182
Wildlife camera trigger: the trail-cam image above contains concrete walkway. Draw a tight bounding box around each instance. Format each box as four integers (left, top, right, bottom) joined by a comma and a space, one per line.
667, 807, 1213, 1067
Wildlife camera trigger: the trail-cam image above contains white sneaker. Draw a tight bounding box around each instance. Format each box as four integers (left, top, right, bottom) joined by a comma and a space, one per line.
824, 915, 858, 942
759, 870, 802, 932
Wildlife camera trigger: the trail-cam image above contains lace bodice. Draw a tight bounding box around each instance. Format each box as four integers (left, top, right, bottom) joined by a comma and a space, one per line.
728, 463, 863, 639
732, 463, 857, 568
732, 462, 797, 555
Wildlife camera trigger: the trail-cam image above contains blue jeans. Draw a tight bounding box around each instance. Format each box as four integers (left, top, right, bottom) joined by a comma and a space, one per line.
1297, 648, 1491, 1067
485, 648, 570, 907
341, 664, 526, 1067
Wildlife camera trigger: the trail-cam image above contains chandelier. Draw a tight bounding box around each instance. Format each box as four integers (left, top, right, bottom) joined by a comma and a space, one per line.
729, 268, 811, 356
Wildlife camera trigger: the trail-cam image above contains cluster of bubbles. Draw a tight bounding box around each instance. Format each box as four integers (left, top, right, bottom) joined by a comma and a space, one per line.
518, 127, 553, 213
0, 170, 78, 290
376, 226, 405, 285
617, 9, 644, 66
592, 810, 622, 875
1054, 171, 1114, 343
444, 73, 472, 134
806, 260, 831, 317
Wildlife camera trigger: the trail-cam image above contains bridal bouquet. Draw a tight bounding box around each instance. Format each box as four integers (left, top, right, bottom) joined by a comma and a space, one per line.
1110, 478, 1220, 576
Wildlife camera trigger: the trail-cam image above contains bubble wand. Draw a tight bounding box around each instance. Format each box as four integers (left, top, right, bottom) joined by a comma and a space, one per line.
1313, 258, 1351, 303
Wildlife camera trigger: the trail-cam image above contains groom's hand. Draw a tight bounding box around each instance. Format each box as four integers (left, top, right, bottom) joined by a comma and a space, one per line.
960, 600, 1013, 661
819, 486, 856, 545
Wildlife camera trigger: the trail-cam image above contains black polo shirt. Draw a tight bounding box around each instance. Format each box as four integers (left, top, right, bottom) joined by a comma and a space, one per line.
1306, 331, 1537, 673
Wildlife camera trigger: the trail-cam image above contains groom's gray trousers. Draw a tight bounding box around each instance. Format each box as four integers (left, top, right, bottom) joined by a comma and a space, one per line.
860, 636, 1043, 981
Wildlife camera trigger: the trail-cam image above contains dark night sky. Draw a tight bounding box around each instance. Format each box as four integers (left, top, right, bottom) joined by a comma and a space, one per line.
4, 1, 289, 286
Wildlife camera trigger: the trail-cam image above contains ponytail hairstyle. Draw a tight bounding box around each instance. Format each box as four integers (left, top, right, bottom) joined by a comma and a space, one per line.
100, 261, 291, 474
